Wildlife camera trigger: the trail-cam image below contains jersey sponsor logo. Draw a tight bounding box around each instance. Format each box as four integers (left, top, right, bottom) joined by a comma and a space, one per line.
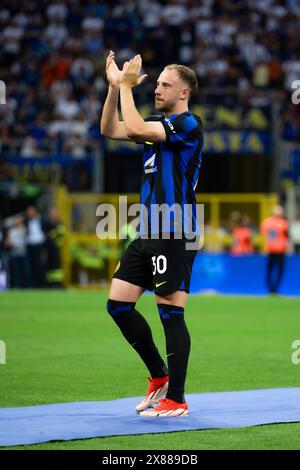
145, 154, 156, 167
164, 118, 176, 134
144, 153, 157, 174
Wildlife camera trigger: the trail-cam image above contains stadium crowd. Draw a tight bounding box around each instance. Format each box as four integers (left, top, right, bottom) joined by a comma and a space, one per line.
1, 0, 300, 166
0, 206, 65, 289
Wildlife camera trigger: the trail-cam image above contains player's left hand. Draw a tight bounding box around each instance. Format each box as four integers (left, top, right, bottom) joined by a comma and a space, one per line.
119, 55, 148, 88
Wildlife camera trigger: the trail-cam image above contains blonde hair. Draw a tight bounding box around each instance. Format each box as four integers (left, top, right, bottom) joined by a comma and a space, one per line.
164, 64, 198, 96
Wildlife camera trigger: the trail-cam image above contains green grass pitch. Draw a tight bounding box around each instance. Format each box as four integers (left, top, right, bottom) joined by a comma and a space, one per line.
0, 290, 300, 450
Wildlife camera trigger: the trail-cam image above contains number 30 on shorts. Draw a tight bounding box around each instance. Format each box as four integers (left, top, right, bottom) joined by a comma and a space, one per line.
151, 255, 167, 275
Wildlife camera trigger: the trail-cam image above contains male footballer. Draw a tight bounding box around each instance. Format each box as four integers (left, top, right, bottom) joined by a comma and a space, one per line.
100, 51, 204, 417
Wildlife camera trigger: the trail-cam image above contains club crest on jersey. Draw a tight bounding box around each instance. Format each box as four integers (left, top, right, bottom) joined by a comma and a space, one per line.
144, 153, 157, 174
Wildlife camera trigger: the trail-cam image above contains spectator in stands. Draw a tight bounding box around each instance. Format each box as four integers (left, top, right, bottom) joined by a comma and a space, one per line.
0, 0, 300, 157
280, 107, 300, 142
20, 136, 44, 157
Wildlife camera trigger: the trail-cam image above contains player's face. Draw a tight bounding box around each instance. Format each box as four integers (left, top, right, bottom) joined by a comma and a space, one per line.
154, 69, 187, 113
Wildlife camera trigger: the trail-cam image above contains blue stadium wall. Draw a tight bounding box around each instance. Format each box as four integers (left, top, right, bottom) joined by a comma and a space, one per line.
190, 254, 300, 296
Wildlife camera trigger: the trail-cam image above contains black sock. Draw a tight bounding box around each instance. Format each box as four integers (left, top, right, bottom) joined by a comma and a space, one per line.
107, 299, 168, 378
158, 304, 191, 404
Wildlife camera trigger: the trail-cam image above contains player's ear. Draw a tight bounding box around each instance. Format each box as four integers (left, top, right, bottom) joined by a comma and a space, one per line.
181, 87, 190, 100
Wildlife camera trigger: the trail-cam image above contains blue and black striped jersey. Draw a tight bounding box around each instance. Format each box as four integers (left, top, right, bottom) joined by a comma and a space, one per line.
139, 111, 204, 238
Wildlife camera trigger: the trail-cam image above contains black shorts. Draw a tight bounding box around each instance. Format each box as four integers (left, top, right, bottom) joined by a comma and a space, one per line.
113, 237, 197, 295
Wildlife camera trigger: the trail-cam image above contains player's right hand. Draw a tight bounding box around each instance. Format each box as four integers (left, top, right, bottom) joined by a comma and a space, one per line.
106, 50, 122, 87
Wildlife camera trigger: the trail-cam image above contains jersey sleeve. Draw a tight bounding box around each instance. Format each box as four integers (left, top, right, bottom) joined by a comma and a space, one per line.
160, 113, 202, 146
144, 115, 164, 122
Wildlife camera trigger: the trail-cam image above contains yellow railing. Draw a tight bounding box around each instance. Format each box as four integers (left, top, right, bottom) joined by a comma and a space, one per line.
55, 186, 278, 288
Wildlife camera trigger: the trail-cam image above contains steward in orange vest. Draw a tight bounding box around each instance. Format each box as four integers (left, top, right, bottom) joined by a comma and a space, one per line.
231, 216, 254, 255
260, 206, 289, 294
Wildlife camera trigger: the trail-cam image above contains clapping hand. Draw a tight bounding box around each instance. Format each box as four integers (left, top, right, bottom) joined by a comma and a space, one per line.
106, 50, 122, 87
119, 55, 148, 88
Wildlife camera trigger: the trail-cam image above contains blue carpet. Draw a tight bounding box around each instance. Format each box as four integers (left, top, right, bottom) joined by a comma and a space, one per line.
1, 388, 300, 446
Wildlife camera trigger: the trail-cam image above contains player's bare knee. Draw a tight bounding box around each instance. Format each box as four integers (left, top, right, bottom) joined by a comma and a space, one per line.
156, 290, 188, 308
156, 292, 175, 304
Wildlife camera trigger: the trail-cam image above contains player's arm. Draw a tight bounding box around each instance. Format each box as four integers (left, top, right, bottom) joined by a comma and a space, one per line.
100, 85, 130, 140
100, 51, 131, 141
120, 86, 166, 141
119, 55, 167, 142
